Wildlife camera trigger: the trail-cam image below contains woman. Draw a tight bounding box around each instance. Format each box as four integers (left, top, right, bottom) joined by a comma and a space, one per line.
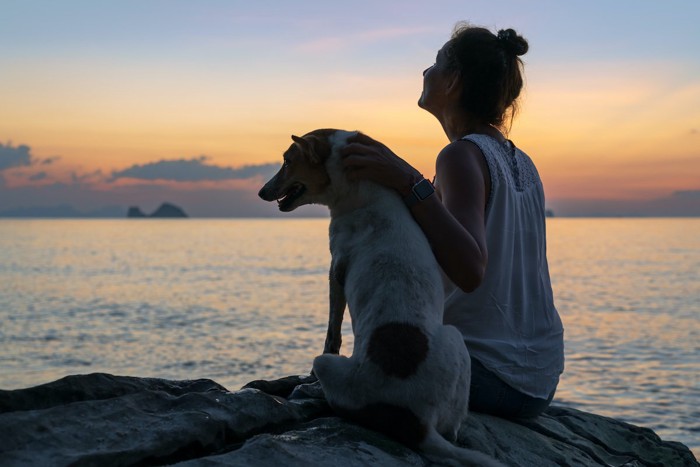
341, 23, 564, 418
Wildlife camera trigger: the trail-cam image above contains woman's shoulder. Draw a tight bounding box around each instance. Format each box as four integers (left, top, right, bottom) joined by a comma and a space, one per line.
436, 138, 487, 171
435, 139, 491, 198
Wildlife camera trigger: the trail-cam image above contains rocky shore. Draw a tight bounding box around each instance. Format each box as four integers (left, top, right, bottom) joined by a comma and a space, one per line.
0, 373, 697, 466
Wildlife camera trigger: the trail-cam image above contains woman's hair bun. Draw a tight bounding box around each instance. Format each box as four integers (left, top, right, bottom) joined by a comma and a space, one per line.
497, 28, 528, 56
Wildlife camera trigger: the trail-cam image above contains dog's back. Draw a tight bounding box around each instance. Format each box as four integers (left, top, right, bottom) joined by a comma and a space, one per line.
313, 135, 472, 444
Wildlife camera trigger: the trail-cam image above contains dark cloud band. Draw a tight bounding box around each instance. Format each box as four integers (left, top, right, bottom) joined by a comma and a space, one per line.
0, 143, 32, 171
110, 157, 279, 182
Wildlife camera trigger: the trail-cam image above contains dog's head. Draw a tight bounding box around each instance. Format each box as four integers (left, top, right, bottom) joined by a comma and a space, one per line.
258, 129, 354, 212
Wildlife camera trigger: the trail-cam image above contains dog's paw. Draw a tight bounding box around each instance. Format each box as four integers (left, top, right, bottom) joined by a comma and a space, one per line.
241, 374, 316, 398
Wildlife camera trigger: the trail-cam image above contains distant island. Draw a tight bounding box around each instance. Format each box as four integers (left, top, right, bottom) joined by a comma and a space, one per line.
127, 203, 188, 218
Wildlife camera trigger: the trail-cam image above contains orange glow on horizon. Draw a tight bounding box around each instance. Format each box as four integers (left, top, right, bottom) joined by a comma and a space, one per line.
2, 51, 698, 205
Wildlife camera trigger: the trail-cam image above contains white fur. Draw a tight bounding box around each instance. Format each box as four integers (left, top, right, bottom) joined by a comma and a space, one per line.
262, 129, 503, 466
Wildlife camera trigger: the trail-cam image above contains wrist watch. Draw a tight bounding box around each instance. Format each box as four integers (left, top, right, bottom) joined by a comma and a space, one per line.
403, 178, 435, 208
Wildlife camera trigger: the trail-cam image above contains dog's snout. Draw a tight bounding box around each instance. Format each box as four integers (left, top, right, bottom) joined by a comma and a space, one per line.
258, 184, 274, 201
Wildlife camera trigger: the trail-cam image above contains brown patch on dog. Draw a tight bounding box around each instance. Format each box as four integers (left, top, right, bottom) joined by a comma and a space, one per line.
258, 130, 340, 211
297, 129, 337, 161
334, 402, 427, 447
367, 322, 429, 378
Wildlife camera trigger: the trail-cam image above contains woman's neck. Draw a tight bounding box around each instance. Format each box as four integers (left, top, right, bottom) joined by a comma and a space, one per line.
438, 111, 505, 143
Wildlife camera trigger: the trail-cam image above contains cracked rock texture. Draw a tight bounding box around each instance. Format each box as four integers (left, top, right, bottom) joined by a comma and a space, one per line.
0, 373, 697, 466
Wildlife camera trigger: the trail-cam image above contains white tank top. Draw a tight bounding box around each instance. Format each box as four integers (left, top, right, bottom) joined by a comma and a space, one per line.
440, 134, 564, 399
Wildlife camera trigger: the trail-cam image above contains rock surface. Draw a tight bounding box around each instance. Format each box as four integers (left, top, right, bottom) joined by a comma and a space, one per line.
0, 373, 696, 466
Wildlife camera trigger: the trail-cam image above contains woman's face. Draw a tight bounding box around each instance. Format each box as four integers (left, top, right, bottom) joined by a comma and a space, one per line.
418, 43, 457, 114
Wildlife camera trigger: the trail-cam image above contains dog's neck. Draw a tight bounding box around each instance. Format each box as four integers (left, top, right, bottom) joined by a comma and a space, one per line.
326, 181, 395, 218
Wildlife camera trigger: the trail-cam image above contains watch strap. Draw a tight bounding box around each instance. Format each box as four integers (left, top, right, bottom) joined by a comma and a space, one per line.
403, 178, 435, 208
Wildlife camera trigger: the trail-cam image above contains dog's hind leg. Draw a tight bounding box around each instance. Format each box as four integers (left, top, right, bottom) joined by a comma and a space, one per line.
312, 353, 359, 407
312, 353, 353, 384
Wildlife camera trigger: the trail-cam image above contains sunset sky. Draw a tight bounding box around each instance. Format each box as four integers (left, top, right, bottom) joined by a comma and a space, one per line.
1, 0, 699, 216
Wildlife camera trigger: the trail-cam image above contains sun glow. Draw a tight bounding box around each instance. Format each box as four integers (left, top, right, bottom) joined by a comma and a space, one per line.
1, 2, 698, 216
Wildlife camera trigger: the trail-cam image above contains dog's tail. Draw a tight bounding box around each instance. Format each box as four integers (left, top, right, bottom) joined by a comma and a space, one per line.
420, 428, 505, 467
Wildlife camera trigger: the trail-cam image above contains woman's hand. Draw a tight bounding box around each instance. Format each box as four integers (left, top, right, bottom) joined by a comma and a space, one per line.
341, 133, 489, 293
340, 132, 423, 196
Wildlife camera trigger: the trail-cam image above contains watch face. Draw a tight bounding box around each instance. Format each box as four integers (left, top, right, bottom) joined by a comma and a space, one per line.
414, 179, 435, 199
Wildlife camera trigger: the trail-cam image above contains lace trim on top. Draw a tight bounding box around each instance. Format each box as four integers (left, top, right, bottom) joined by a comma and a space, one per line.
462, 135, 538, 193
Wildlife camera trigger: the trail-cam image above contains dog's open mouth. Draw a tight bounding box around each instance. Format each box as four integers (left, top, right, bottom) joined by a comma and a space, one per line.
277, 183, 306, 211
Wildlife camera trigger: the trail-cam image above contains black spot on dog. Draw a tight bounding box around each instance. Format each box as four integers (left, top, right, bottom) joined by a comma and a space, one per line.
367, 322, 429, 378
334, 402, 427, 447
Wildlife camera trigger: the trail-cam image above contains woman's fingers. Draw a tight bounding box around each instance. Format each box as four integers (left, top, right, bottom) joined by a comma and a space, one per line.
343, 165, 368, 181
347, 132, 378, 146
342, 155, 380, 174
340, 142, 374, 157
338, 133, 416, 190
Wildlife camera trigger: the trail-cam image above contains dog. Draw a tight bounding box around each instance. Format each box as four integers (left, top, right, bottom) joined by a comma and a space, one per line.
258, 129, 503, 466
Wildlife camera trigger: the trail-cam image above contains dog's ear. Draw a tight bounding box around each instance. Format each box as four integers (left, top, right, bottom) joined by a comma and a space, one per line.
291, 134, 326, 165
304, 135, 326, 165
291, 135, 314, 159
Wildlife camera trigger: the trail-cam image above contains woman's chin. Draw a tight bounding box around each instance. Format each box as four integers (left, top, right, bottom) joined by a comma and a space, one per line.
417, 98, 434, 114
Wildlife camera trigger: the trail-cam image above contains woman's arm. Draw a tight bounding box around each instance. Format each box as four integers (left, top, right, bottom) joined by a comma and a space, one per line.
341, 134, 489, 293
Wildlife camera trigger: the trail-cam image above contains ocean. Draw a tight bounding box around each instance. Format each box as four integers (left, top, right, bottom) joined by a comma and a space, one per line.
0, 218, 698, 455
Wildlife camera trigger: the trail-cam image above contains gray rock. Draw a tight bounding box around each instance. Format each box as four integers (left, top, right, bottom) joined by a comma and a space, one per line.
174, 418, 426, 467
0, 374, 327, 466
0, 373, 696, 467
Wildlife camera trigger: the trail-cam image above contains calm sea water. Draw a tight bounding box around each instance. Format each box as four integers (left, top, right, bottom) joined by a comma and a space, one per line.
0, 218, 698, 455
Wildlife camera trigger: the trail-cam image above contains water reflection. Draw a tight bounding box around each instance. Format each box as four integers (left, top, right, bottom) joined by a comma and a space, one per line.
546, 218, 700, 454
0, 218, 698, 455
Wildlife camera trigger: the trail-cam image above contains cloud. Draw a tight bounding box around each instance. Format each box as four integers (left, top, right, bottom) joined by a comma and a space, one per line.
71, 169, 105, 185
28, 171, 48, 181
40, 156, 61, 165
672, 189, 700, 198
550, 190, 700, 217
0, 142, 33, 171
109, 157, 279, 182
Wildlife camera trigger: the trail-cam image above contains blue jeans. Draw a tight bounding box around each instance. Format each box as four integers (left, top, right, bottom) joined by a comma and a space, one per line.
469, 357, 555, 419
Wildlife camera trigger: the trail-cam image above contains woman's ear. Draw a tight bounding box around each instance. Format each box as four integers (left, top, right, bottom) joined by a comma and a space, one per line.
446, 71, 463, 98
